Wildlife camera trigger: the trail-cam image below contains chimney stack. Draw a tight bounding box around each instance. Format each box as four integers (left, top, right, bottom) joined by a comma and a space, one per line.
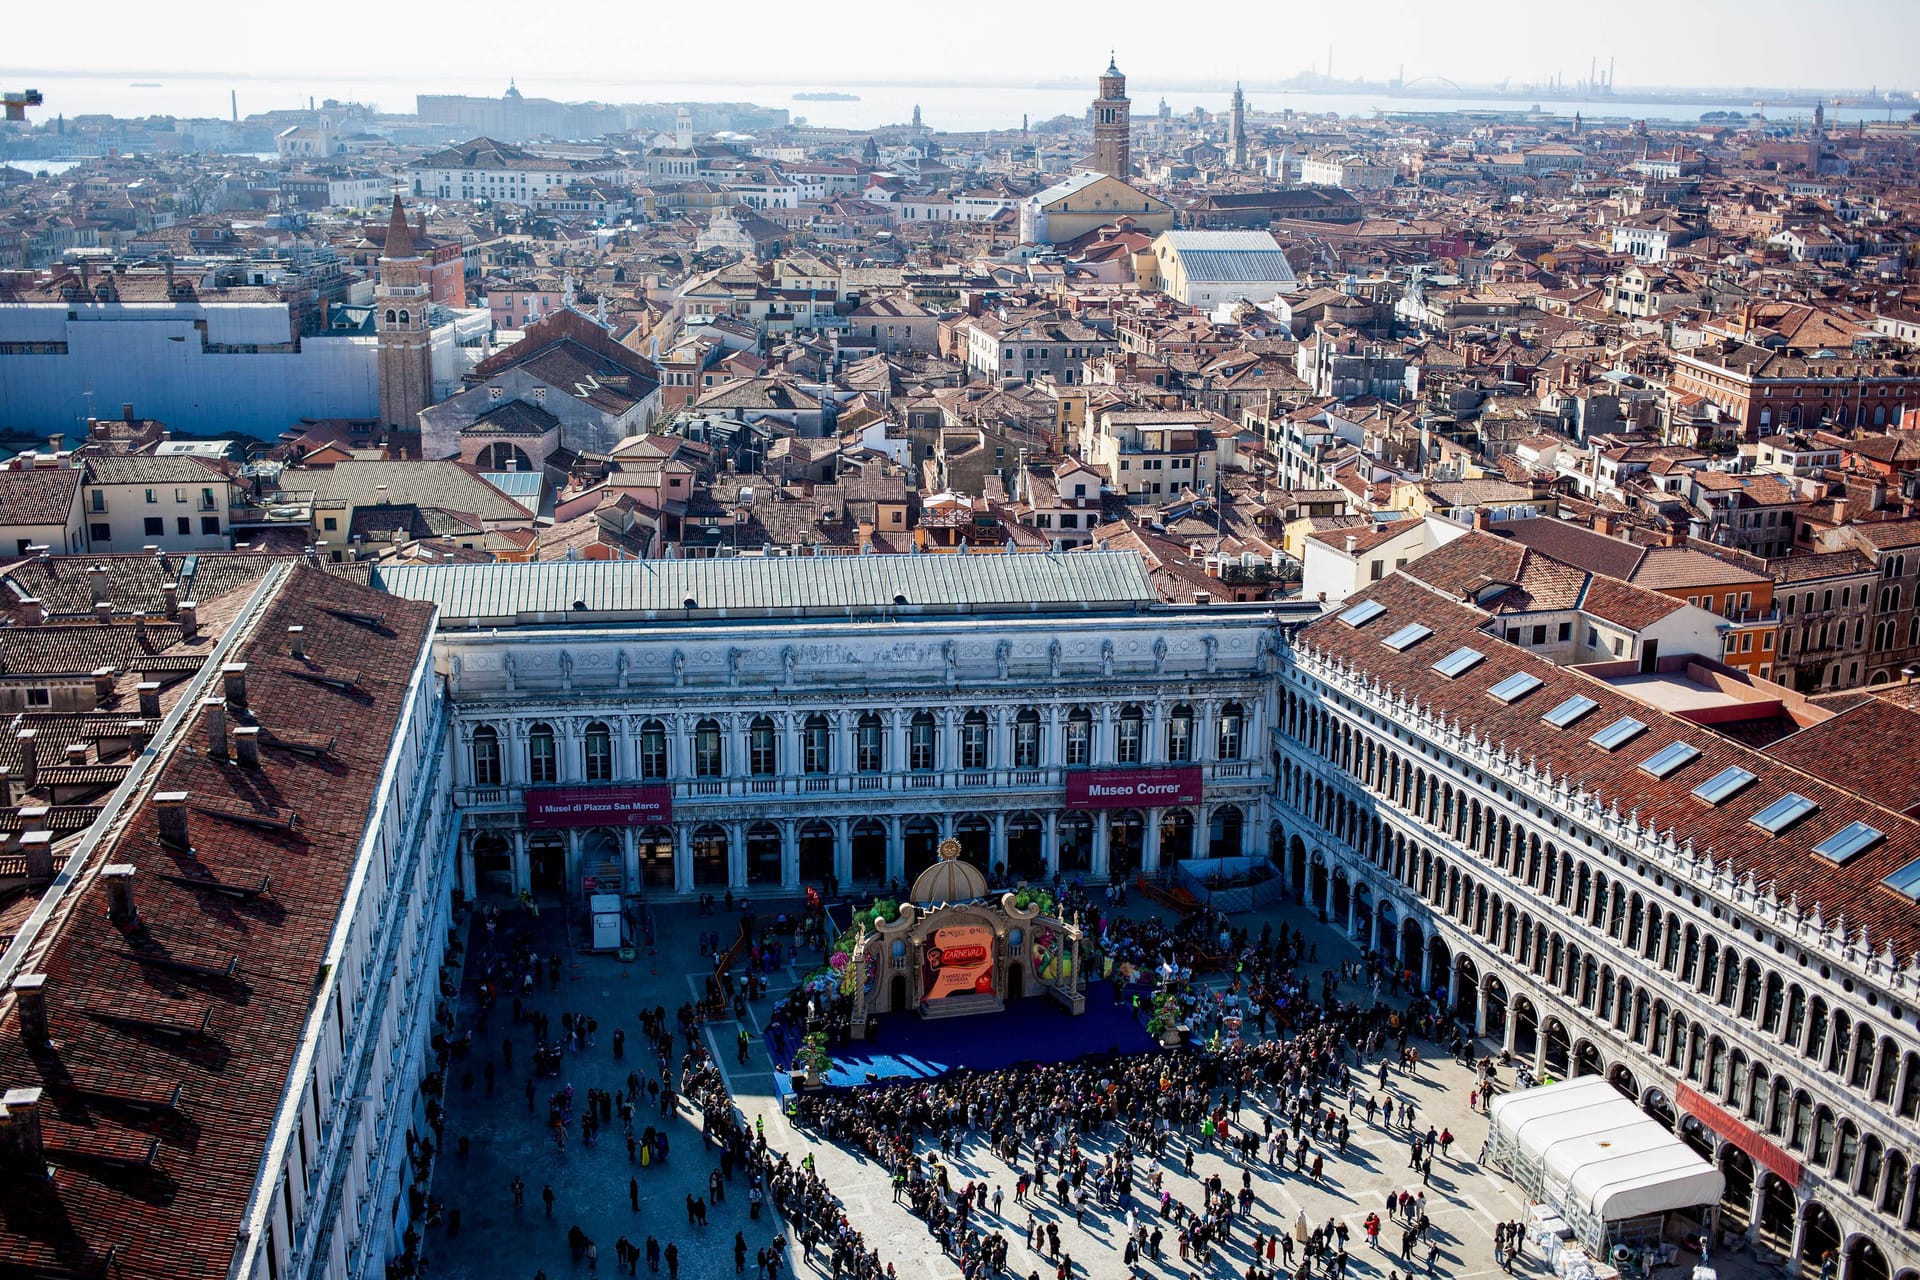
20, 832, 54, 887
62, 744, 87, 768
16, 597, 43, 626
91, 666, 116, 705
162, 581, 179, 619
0, 771, 12, 809
137, 682, 162, 717
86, 565, 109, 604
376, 484, 390, 505
179, 600, 199, 638
11, 976, 49, 1049
202, 698, 228, 758
0, 1086, 48, 1175
222, 663, 248, 710
233, 726, 261, 769
288, 625, 306, 660
156, 791, 190, 849
155, 550, 171, 577
93, 600, 112, 624
15, 731, 37, 791
103, 863, 137, 924
1345, 534, 1358, 554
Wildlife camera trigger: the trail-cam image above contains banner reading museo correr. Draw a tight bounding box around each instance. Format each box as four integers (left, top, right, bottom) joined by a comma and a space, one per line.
921, 923, 995, 1001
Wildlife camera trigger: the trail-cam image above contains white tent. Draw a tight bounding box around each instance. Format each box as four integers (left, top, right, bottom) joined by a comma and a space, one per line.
1490, 1078, 1724, 1230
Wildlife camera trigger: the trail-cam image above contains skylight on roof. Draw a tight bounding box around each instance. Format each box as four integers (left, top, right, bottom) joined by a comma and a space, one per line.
1813, 821, 1885, 865
1590, 717, 1648, 751
1487, 672, 1543, 704
1885, 857, 1920, 901
1432, 646, 1486, 678
1340, 599, 1386, 628
1750, 793, 1819, 836
1382, 623, 1433, 652
1542, 694, 1599, 729
1692, 765, 1757, 806
1639, 741, 1701, 779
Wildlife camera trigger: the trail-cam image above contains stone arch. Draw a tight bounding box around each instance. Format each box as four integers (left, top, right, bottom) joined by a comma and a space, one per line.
1798, 1201, 1841, 1277
745, 820, 783, 887
1452, 954, 1478, 1022
849, 818, 887, 883
691, 823, 729, 887
1207, 803, 1244, 857
1541, 1015, 1572, 1075
576, 826, 623, 894
1482, 973, 1509, 1045
1845, 1239, 1891, 1280
1511, 993, 1540, 1061
798, 820, 835, 883
902, 817, 941, 882
1005, 811, 1045, 880
1572, 1038, 1604, 1078
1717, 1144, 1757, 1235
636, 824, 674, 889
1609, 1062, 1639, 1101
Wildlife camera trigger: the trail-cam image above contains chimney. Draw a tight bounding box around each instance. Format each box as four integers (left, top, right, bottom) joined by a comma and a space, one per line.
162, 581, 179, 619
376, 484, 390, 505
179, 600, 199, 638
222, 663, 248, 710
132, 611, 148, 646
15, 731, 36, 791
92, 666, 116, 704
1193, 590, 1213, 606
153, 548, 170, 576
17, 597, 43, 626
63, 744, 87, 768
11, 976, 49, 1049
0, 771, 11, 809
103, 863, 137, 924
288, 625, 306, 660
124, 719, 152, 755
1345, 534, 1358, 554
0, 1087, 47, 1174
1594, 513, 1617, 537
155, 791, 190, 849
202, 698, 228, 758
136, 682, 162, 717
86, 565, 109, 604
1473, 509, 1493, 532
233, 726, 261, 769
20, 832, 54, 887
121, 403, 135, 424
93, 600, 112, 624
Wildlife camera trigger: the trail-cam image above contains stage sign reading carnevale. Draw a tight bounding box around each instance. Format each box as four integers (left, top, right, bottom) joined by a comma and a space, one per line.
526, 785, 673, 829
1065, 765, 1203, 810
922, 924, 995, 1001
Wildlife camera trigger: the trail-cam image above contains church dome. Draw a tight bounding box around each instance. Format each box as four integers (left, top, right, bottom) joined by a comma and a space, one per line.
910, 838, 988, 903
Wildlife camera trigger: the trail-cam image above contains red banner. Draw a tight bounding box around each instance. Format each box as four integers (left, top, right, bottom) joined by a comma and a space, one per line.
1065, 765, 1203, 810
922, 924, 995, 1001
1675, 1083, 1800, 1187
526, 785, 672, 829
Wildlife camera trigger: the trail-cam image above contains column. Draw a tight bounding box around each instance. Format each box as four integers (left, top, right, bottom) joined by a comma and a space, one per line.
1093, 810, 1111, 879
885, 815, 905, 884
725, 820, 747, 890
831, 816, 852, 887
511, 830, 529, 895
670, 713, 691, 781
887, 710, 907, 781
781, 713, 802, 780
1043, 810, 1060, 878
673, 825, 693, 896
1197, 700, 1218, 765
1143, 807, 1162, 875
1045, 705, 1065, 770
563, 829, 581, 897
1900, 1167, 1920, 1239
1097, 704, 1116, 765
1347, 884, 1360, 938
989, 811, 1008, 875
1419, 934, 1435, 992
991, 706, 1011, 773
1744, 1172, 1769, 1247
1785, 1194, 1809, 1279
780, 818, 799, 891
459, 833, 477, 901
937, 812, 955, 843
1474, 982, 1488, 1039
621, 827, 639, 895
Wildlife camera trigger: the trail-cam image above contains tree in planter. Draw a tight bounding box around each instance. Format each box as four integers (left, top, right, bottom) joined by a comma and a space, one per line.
798, 1031, 833, 1082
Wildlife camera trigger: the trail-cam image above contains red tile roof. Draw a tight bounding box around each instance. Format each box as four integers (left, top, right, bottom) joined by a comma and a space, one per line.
0, 566, 435, 1280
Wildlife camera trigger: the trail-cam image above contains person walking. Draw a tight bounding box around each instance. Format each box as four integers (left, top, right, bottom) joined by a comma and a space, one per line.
631, 1177, 640, 1211
665, 1242, 679, 1280
543, 1184, 555, 1217
511, 1175, 525, 1209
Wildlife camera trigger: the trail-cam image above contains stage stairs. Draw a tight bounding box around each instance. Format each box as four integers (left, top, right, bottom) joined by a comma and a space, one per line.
920, 992, 1004, 1020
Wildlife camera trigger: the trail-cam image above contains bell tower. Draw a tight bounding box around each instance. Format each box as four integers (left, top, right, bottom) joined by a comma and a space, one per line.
1230, 82, 1248, 170
376, 195, 432, 450
1092, 53, 1131, 180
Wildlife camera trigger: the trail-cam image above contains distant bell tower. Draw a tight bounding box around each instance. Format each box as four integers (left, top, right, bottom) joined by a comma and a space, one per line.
1092, 53, 1131, 179
676, 107, 694, 150
376, 196, 432, 449
1230, 82, 1248, 170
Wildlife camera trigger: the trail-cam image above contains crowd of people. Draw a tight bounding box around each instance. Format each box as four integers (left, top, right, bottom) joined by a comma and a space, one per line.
432, 893, 1507, 1280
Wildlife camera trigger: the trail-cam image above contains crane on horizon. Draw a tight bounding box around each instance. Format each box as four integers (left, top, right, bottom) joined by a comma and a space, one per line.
3, 88, 44, 122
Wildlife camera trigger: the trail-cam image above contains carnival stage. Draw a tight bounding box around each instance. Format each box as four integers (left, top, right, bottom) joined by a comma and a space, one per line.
771, 981, 1158, 1095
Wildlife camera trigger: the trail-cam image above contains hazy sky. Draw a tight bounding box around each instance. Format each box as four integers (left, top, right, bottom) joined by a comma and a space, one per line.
10, 0, 1918, 91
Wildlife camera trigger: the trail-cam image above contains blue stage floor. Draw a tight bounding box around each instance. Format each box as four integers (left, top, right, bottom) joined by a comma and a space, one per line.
771, 983, 1158, 1091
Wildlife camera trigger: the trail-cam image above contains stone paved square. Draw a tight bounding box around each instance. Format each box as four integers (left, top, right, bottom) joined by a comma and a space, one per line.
424, 894, 1779, 1280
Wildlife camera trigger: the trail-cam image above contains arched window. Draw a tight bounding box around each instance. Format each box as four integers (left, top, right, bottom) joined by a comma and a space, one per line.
803, 714, 830, 775
961, 710, 989, 770
909, 711, 937, 771
1166, 705, 1193, 762
856, 713, 884, 772
528, 723, 557, 784
1788, 1092, 1813, 1149
748, 716, 777, 776
584, 721, 613, 782
471, 725, 501, 785
397, 309, 410, 325
1065, 707, 1093, 765
1116, 704, 1144, 764
1012, 709, 1041, 768
639, 719, 668, 780
694, 718, 723, 777
384, 308, 396, 325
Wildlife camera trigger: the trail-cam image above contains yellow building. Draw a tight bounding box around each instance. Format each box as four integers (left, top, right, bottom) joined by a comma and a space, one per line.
1018, 171, 1172, 245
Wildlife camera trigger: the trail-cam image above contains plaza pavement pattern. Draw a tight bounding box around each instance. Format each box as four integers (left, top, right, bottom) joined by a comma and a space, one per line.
424, 896, 1777, 1280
